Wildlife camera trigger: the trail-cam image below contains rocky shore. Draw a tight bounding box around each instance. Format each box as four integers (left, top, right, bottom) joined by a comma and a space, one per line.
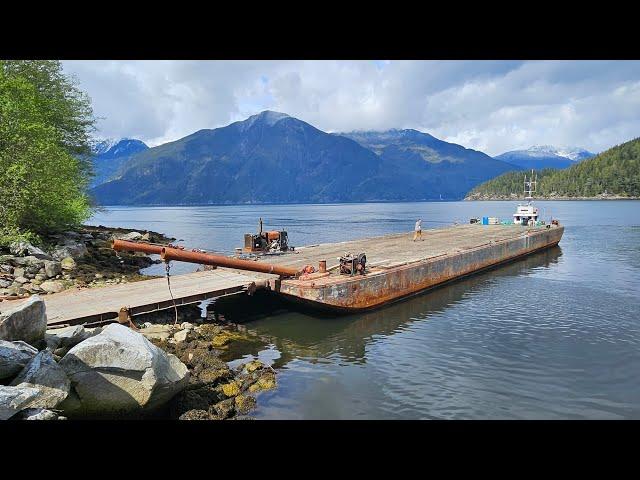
1, 226, 277, 420
0, 225, 173, 300
0, 296, 276, 420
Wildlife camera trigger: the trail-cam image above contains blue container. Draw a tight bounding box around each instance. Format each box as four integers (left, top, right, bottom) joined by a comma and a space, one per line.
482, 216, 489, 225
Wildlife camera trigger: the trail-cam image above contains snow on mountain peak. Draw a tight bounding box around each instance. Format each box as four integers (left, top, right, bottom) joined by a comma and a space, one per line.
525, 145, 594, 161
93, 138, 148, 157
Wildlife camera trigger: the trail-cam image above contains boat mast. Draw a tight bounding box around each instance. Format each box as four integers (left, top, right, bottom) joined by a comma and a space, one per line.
524, 169, 536, 205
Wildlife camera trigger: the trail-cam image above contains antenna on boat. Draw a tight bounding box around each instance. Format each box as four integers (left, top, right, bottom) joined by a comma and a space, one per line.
514, 169, 539, 226
524, 169, 537, 205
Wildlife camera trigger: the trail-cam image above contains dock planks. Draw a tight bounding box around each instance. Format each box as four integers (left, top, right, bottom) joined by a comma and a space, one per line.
0, 269, 269, 327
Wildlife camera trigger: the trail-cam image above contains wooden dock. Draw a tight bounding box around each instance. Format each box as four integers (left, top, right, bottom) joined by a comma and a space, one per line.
0, 269, 271, 327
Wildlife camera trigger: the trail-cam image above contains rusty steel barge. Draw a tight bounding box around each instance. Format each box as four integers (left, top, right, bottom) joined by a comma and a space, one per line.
248, 223, 563, 312
113, 222, 564, 313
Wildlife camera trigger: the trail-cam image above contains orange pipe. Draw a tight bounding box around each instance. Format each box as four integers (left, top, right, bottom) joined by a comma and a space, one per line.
160, 247, 299, 278
111, 239, 166, 255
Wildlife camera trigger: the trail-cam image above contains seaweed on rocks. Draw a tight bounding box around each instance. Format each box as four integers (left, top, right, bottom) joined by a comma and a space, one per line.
144, 320, 277, 420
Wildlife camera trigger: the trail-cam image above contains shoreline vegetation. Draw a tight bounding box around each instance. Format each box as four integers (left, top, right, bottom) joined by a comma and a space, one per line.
466, 138, 640, 201
465, 194, 640, 201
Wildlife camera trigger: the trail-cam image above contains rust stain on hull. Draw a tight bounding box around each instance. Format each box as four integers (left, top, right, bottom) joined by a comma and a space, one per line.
277, 226, 564, 312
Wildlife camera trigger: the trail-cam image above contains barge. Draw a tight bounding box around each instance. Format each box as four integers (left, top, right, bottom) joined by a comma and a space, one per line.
254, 223, 564, 312
112, 171, 563, 314
113, 221, 563, 314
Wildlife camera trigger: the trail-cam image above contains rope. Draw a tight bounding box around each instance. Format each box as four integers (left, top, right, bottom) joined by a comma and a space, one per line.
165, 261, 179, 326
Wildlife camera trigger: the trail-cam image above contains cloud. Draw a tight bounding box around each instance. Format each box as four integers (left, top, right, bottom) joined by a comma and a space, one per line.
62, 60, 640, 156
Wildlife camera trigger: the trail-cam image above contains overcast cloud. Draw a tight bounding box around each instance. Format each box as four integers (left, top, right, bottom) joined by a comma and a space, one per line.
62, 60, 640, 156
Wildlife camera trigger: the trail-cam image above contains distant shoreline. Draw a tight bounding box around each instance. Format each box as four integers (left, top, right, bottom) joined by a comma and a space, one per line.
464, 196, 640, 201
93, 196, 640, 208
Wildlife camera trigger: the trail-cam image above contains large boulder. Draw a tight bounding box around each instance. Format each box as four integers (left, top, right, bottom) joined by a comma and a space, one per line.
59, 323, 189, 416
0, 340, 38, 380
0, 385, 42, 420
10, 351, 70, 409
45, 325, 101, 353
0, 295, 47, 345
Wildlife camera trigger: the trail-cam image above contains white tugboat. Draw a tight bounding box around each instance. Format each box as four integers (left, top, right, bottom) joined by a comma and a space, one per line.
513, 170, 539, 226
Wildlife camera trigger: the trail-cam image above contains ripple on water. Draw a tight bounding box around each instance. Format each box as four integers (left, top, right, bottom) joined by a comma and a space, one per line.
90, 201, 640, 419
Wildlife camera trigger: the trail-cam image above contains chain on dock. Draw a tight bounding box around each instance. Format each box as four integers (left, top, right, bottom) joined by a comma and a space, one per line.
164, 261, 179, 325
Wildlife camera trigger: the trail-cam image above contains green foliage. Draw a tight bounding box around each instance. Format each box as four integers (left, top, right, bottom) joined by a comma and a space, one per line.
0, 60, 96, 242
468, 138, 640, 198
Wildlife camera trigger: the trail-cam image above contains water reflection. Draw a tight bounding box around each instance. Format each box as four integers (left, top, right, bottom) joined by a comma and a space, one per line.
236, 247, 562, 369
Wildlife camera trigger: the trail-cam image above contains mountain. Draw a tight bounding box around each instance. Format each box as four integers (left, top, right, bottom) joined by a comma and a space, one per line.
91, 138, 148, 187
91, 112, 385, 204
466, 138, 640, 200
341, 129, 518, 200
91, 112, 517, 205
495, 145, 595, 170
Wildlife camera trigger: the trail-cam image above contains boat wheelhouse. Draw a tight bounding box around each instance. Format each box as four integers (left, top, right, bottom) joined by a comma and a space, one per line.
513, 170, 539, 226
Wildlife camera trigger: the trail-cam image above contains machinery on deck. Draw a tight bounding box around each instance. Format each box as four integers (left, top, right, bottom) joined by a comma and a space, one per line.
243, 217, 291, 253
338, 253, 367, 276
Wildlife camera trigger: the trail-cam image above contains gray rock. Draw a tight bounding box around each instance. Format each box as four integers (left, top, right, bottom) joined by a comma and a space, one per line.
118, 231, 143, 241
52, 242, 87, 260
11, 256, 45, 268
14, 276, 28, 284
25, 284, 44, 294
0, 385, 42, 420
9, 241, 47, 258
0, 295, 47, 345
10, 351, 70, 408
25, 265, 40, 275
139, 324, 172, 342
173, 329, 188, 343
13, 408, 61, 420
40, 280, 65, 294
0, 279, 11, 289
13, 267, 25, 278
45, 325, 100, 351
0, 340, 38, 380
43, 260, 62, 278
59, 324, 189, 415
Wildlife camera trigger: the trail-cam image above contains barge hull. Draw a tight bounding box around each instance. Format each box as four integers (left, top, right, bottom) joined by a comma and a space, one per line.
276, 225, 564, 312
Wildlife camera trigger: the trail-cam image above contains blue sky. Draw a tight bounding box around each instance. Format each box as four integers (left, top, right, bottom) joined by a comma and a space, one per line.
62, 60, 640, 156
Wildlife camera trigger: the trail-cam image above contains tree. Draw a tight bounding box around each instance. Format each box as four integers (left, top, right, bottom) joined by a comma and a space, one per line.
0, 60, 96, 244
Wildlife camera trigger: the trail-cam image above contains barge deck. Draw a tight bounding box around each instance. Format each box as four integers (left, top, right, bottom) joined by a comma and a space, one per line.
258, 223, 564, 311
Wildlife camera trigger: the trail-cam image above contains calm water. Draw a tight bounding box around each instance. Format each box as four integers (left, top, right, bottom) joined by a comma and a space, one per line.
89, 201, 640, 419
